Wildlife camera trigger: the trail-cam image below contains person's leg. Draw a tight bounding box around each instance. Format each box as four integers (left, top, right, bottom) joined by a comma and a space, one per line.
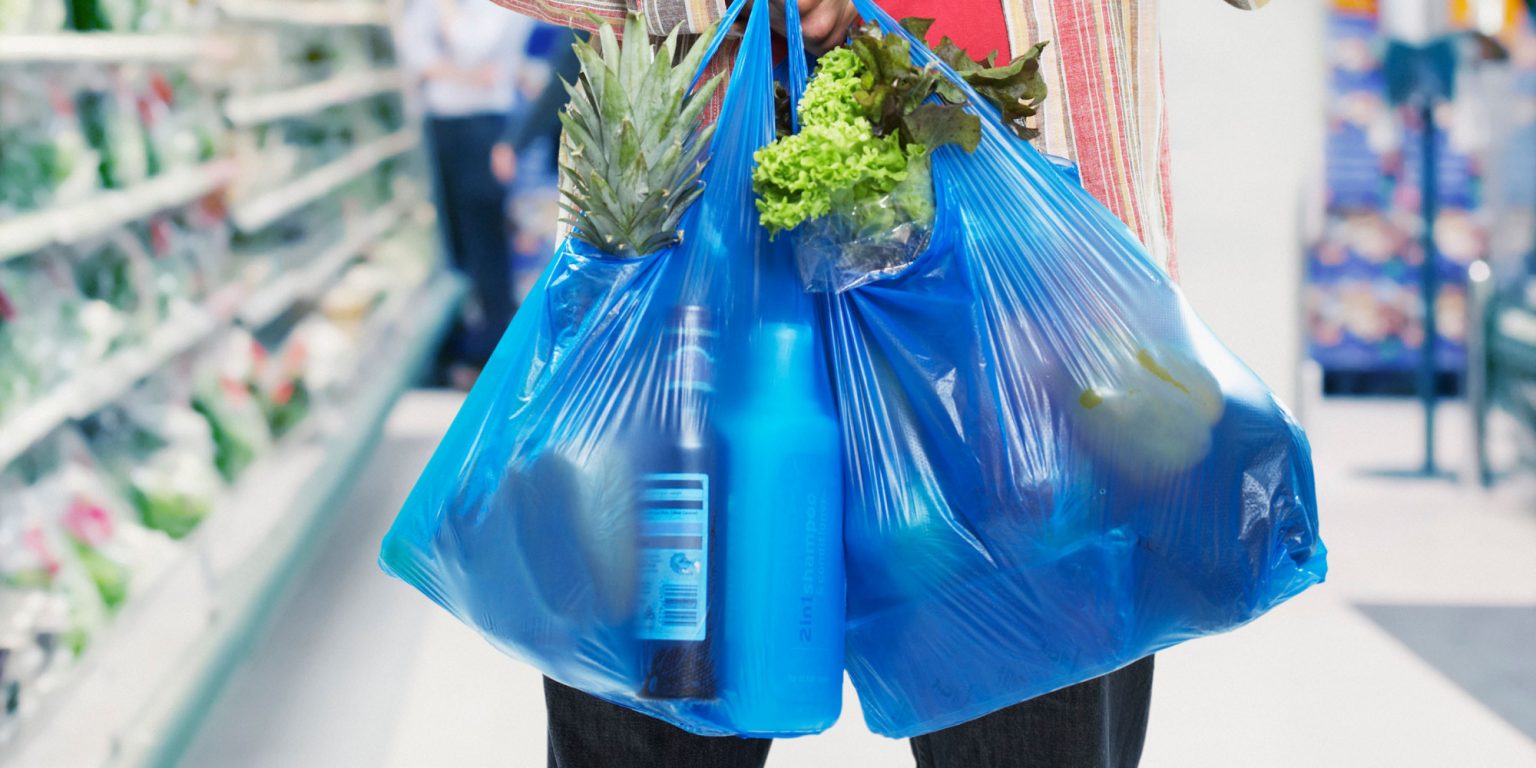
426, 116, 472, 271
909, 655, 1154, 768
544, 677, 773, 768
460, 114, 517, 361
426, 115, 478, 376
431, 114, 515, 368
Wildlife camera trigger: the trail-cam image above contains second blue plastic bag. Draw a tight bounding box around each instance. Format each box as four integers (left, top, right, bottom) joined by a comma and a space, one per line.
808, 2, 1329, 737
379, 1, 846, 737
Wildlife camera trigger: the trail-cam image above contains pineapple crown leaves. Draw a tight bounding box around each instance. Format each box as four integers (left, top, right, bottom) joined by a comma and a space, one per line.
559, 13, 722, 257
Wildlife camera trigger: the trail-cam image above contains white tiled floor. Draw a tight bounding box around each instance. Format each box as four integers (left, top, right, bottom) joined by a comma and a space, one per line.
1142, 397, 1536, 768
178, 390, 1536, 768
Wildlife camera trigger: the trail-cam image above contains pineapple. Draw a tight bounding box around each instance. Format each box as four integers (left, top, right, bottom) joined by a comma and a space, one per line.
559, 13, 722, 258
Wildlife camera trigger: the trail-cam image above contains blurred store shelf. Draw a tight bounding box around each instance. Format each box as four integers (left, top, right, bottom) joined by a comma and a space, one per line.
0, 1, 436, 764
219, 0, 392, 26
0, 161, 236, 263
230, 129, 420, 232
0, 272, 463, 768
1496, 303, 1536, 345
0, 33, 208, 63
0, 306, 221, 470
225, 69, 407, 126
0, 183, 424, 471
238, 188, 425, 327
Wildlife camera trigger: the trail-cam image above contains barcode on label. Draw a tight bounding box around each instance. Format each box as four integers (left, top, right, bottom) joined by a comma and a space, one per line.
660, 584, 700, 627
637, 471, 709, 642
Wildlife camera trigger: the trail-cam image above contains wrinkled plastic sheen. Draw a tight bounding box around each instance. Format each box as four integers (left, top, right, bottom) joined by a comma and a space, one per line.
380, 0, 848, 737
814, 1, 1326, 737
385, 0, 1326, 741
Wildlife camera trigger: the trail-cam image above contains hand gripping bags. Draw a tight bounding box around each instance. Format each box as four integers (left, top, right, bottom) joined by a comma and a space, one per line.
805, 1, 1328, 737
380, 0, 846, 737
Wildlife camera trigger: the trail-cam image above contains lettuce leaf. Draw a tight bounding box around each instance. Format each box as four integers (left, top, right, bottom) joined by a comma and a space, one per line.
752, 20, 1048, 235
933, 37, 1050, 142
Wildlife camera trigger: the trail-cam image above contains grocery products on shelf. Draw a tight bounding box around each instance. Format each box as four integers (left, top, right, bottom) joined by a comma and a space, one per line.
0, 217, 448, 760
0, 1, 451, 763
0, 0, 217, 33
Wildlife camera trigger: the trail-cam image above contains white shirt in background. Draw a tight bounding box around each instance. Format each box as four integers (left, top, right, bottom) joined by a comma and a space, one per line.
398, 0, 533, 118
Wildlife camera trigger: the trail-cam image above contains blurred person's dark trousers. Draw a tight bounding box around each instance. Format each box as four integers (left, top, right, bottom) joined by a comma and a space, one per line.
543, 655, 1154, 768
428, 113, 514, 368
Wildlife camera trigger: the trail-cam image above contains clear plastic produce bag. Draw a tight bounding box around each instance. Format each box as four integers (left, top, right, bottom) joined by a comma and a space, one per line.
381, 0, 846, 737
805, 0, 1328, 737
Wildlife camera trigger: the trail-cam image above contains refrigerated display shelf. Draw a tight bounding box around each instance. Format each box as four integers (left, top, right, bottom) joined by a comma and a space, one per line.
0, 180, 421, 469
0, 520, 210, 768
224, 68, 406, 126
0, 161, 236, 263
219, 0, 392, 26
0, 33, 208, 63
0, 0, 436, 761
229, 129, 419, 232
237, 189, 424, 327
0, 305, 221, 470
0, 272, 462, 768
132, 274, 459, 768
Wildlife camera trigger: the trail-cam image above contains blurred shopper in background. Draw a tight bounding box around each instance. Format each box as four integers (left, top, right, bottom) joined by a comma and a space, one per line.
400, 0, 532, 386
494, 24, 581, 301
492, 25, 579, 188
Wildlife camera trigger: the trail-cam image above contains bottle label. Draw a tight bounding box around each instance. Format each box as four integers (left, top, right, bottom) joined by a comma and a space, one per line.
667, 342, 715, 393
636, 472, 709, 642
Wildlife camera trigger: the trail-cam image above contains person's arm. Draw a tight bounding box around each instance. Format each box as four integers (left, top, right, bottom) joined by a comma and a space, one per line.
505, 30, 582, 153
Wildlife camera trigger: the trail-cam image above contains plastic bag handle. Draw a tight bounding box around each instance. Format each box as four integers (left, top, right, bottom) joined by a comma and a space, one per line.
783, 1, 809, 130
694, 1, 807, 129
676, 0, 775, 303
688, 0, 752, 93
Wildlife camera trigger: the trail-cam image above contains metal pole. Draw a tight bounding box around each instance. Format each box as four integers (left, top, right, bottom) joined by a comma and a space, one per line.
1466, 259, 1493, 486
1418, 100, 1441, 475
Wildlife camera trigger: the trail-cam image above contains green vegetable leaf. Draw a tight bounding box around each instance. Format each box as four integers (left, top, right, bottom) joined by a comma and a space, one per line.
933, 38, 983, 74
934, 38, 1049, 141
898, 17, 935, 39
903, 103, 979, 154
774, 82, 795, 137
845, 22, 959, 148
890, 154, 935, 225
752, 18, 1046, 234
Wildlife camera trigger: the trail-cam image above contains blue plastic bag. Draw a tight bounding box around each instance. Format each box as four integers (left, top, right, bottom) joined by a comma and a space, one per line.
804, 1, 1329, 737
380, 0, 847, 737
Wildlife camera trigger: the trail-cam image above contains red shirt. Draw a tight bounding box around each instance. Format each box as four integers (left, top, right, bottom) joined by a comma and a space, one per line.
877, 1, 1013, 63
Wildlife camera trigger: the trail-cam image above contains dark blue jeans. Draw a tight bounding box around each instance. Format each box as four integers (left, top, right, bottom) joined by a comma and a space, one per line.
544, 656, 1154, 768
427, 114, 514, 367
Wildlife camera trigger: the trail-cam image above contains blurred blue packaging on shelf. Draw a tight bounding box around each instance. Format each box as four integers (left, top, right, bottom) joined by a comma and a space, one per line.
808, 0, 1327, 737
380, 0, 845, 738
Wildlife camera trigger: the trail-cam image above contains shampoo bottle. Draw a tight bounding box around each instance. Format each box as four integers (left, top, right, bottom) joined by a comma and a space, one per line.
723, 322, 844, 733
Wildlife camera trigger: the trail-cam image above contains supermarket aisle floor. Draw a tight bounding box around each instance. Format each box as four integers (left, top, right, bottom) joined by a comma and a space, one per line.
178, 391, 1536, 768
